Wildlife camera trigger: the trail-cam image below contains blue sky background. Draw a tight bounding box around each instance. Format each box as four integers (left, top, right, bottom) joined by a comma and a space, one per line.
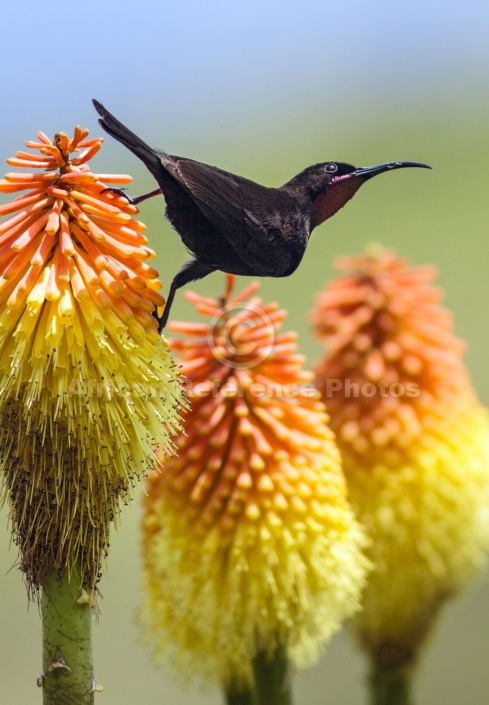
3, 1, 489, 145
1, 2, 489, 704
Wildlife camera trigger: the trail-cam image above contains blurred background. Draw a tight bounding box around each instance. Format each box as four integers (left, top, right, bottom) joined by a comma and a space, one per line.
1, 1, 489, 702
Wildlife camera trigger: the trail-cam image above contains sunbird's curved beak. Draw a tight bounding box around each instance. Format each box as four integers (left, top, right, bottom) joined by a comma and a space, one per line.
353, 161, 432, 181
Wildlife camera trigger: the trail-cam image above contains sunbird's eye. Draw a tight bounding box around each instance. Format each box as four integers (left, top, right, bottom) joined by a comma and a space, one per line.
325, 163, 338, 173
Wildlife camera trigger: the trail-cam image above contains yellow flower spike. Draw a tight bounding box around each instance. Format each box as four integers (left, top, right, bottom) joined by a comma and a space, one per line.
140, 276, 370, 689
311, 248, 489, 675
0, 125, 185, 595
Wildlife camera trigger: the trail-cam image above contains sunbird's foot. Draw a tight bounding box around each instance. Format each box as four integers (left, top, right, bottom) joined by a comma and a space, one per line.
101, 186, 141, 205
102, 187, 163, 205
152, 308, 168, 334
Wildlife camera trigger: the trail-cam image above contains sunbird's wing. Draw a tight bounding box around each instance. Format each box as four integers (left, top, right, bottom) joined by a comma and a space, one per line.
162, 156, 292, 276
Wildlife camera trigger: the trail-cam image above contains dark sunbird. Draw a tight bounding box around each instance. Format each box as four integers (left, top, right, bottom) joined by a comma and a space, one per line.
93, 99, 430, 330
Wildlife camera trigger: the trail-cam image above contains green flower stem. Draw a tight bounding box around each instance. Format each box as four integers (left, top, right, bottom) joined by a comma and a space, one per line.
369, 663, 414, 705
41, 567, 95, 705
252, 646, 293, 705
225, 686, 255, 705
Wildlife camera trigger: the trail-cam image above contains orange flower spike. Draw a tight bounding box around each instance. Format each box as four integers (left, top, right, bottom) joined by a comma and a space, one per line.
311, 249, 471, 462
140, 276, 370, 688
311, 247, 489, 677
0, 125, 184, 594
